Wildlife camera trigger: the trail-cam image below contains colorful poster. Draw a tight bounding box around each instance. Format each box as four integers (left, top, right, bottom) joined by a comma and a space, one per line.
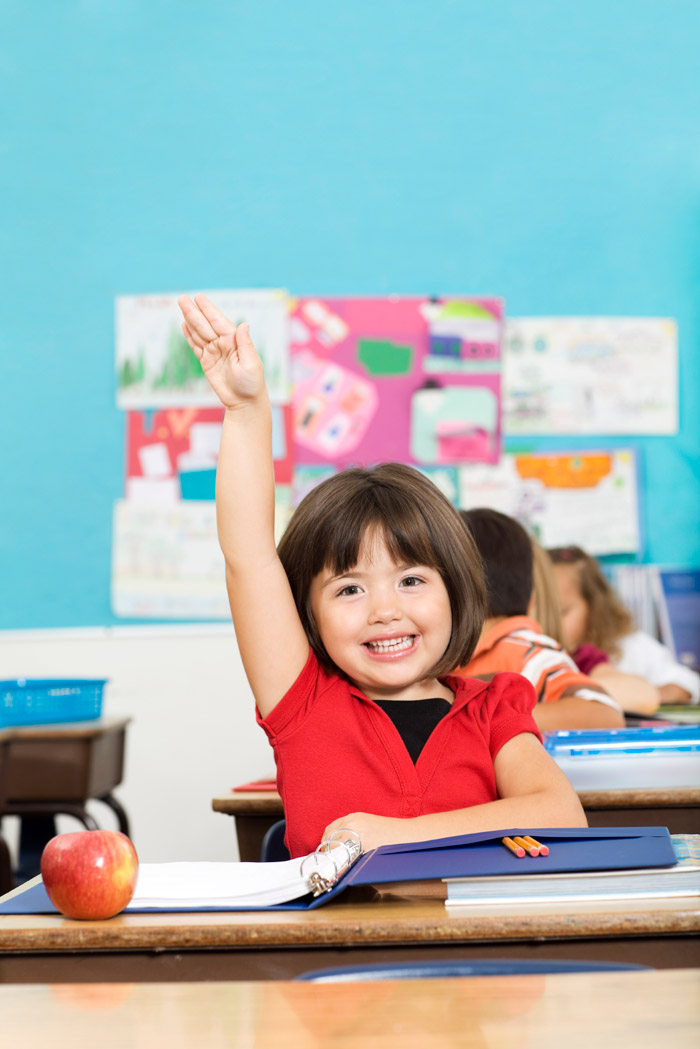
458, 449, 640, 555
289, 296, 503, 467
124, 405, 293, 502
116, 289, 290, 408
503, 317, 678, 435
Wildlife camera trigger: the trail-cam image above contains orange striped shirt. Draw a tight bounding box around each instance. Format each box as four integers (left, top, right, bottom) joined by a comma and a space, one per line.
460, 616, 619, 709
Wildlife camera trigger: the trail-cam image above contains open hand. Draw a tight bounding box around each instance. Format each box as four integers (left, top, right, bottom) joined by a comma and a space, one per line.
178, 293, 265, 409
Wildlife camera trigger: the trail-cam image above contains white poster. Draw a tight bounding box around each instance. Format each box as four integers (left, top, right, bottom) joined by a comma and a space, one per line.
112, 496, 292, 619
116, 289, 290, 409
458, 449, 640, 555
112, 500, 229, 619
504, 317, 678, 435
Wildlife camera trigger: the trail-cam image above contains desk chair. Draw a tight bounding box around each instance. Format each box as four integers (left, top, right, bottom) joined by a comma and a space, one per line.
260, 818, 290, 862
295, 959, 651, 982
0, 736, 12, 893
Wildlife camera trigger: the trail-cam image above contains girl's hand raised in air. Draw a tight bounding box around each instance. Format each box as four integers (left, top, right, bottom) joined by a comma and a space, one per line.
178, 293, 265, 409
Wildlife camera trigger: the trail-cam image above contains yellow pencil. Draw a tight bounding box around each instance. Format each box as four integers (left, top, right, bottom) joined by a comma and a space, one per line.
523, 835, 549, 856
513, 835, 539, 857
501, 836, 526, 858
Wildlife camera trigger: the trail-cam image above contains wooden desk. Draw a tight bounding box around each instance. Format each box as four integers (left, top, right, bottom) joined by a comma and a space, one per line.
0, 718, 131, 884
1, 718, 131, 828
213, 787, 700, 862
1, 969, 699, 1049
1, 877, 699, 983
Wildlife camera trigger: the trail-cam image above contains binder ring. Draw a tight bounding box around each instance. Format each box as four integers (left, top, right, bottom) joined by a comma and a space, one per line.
300, 829, 363, 897
324, 828, 362, 860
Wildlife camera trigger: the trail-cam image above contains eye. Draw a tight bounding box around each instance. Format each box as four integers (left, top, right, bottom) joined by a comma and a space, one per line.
400, 575, 423, 588
336, 584, 362, 597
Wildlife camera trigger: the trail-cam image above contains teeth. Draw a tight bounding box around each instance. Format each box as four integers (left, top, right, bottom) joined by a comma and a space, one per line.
366, 636, 413, 653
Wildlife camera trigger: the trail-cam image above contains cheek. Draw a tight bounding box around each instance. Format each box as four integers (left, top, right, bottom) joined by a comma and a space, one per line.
563, 606, 586, 648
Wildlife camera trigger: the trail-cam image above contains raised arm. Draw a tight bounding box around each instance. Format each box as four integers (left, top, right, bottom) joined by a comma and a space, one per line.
178, 294, 309, 716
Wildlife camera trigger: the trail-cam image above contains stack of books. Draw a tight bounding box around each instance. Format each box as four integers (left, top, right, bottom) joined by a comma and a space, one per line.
444, 834, 700, 910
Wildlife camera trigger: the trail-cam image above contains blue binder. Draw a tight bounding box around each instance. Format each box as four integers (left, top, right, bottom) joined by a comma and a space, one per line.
544, 726, 700, 755
0, 826, 677, 914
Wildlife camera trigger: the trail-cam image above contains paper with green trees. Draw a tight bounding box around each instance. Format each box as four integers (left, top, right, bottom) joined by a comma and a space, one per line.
115, 289, 290, 408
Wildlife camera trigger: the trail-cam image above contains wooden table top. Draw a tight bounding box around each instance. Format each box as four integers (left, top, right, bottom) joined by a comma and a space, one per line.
0, 717, 131, 741
2, 876, 699, 954
1, 969, 698, 1049
213, 785, 700, 815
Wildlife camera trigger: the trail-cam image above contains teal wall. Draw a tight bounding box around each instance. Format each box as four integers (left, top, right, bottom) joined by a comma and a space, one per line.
1, 0, 698, 629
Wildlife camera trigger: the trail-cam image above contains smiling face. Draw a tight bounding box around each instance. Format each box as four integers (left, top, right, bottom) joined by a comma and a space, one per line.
552, 562, 590, 652
309, 529, 453, 702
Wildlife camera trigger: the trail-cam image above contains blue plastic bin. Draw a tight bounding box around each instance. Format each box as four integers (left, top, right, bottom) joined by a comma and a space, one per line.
0, 679, 107, 727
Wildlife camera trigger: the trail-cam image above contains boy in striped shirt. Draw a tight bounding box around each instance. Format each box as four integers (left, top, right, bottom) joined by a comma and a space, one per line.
457, 508, 624, 731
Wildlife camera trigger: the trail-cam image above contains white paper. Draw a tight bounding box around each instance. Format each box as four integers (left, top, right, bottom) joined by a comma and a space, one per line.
111, 500, 229, 618
116, 289, 291, 408
458, 449, 640, 555
129, 853, 338, 909
124, 477, 181, 503
137, 442, 173, 479
504, 317, 678, 435
189, 422, 223, 458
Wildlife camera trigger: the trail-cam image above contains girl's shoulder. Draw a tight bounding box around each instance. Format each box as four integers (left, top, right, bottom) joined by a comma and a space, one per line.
447, 670, 536, 713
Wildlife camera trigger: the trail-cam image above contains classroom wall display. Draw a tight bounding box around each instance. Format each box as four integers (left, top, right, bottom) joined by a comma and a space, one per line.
290, 296, 504, 466
115, 290, 291, 409
111, 494, 293, 619
111, 293, 504, 618
112, 288, 294, 619
123, 406, 293, 503
457, 449, 640, 555
503, 318, 678, 435
111, 500, 229, 618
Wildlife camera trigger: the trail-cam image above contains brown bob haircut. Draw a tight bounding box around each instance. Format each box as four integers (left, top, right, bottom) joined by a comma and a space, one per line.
277, 462, 486, 677
547, 545, 633, 658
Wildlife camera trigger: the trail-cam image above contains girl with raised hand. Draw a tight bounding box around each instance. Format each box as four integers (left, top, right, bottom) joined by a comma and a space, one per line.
178, 293, 585, 858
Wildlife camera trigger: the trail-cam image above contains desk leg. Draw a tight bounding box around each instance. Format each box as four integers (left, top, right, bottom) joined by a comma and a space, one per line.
99, 794, 131, 837
13, 807, 101, 878
0, 829, 13, 894
234, 815, 279, 862
16, 816, 58, 882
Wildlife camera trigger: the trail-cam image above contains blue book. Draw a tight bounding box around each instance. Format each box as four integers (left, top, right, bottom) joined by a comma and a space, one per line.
653, 567, 700, 669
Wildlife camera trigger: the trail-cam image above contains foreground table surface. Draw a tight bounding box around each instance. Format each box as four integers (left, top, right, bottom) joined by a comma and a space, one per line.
1, 969, 699, 1049
1, 875, 699, 981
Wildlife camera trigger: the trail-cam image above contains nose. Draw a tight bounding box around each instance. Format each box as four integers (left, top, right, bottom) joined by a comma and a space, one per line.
367, 586, 402, 625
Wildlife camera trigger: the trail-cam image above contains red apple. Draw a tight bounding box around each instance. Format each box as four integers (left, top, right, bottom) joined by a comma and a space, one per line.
40, 830, 139, 920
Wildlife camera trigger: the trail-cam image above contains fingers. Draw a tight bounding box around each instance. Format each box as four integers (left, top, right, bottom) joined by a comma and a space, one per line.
181, 322, 202, 357
178, 294, 219, 345
178, 294, 260, 372
193, 293, 237, 336
232, 321, 259, 367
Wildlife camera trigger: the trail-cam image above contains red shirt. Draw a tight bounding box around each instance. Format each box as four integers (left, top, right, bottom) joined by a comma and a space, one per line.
256, 650, 540, 858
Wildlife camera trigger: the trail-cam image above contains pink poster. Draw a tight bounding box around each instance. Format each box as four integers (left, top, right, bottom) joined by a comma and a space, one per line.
289, 296, 503, 468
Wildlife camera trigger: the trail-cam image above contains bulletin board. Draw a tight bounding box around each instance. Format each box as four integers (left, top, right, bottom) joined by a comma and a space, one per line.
2, 1, 699, 631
